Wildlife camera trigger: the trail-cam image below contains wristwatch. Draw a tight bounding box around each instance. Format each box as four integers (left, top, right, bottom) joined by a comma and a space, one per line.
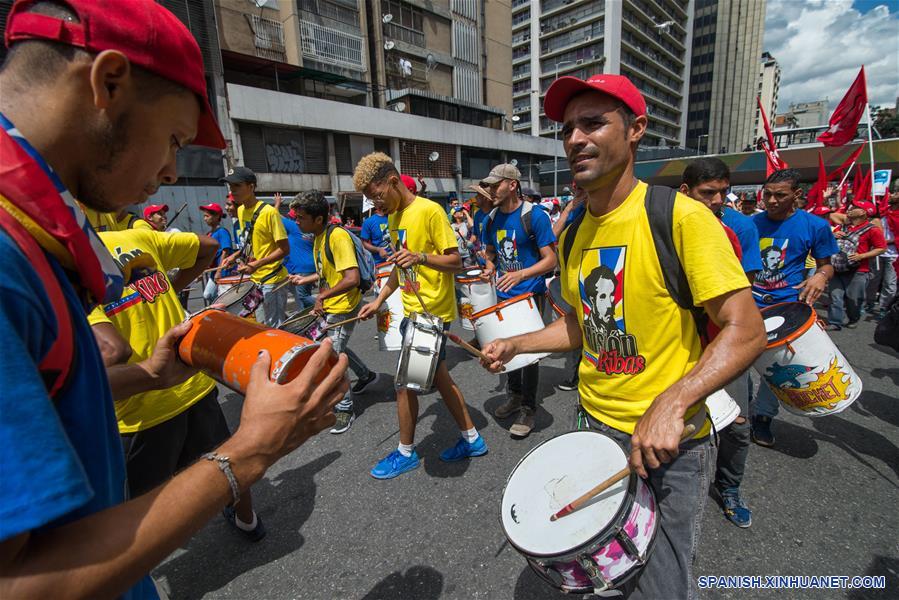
419, 252, 428, 266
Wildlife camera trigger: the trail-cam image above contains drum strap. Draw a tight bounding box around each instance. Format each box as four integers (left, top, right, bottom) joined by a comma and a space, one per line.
0, 205, 75, 400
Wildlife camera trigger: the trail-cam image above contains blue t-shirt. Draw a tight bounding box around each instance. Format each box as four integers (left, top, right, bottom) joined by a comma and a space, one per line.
565, 203, 586, 227
752, 210, 839, 305
485, 203, 556, 298
360, 213, 390, 248
0, 234, 156, 599
473, 209, 491, 243
721, 207, 762, 275
208, 226, 233, 267
281, 216, 315, 275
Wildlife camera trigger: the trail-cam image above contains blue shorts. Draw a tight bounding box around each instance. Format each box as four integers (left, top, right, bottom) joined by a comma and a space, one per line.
400, 317, 450, 365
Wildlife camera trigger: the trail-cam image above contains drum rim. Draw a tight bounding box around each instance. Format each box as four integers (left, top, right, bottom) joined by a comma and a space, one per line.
456, 268, 486, 284
500, 430, 640, 560
470, 291, 535, 321
213, 279, 257, 302
271, 341, 323, 383
760, 302, 817, 349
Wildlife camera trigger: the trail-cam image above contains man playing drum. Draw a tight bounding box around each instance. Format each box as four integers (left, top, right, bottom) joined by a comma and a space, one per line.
0, 1, 347, 597
481, 163, 557, 439
481, 74, 766, 599
219, 166, 290, 328
356, 153, 487, 479
749, 169, 838, 446
289, 190, 380, 435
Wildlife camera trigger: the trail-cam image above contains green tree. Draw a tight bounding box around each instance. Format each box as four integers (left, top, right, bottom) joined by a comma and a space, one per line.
872, 105, 899, 138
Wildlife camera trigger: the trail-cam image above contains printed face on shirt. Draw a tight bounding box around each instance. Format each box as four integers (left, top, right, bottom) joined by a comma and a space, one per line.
755, 238, 789, 290
578, 246, 645, 375
496, 230, 522, 272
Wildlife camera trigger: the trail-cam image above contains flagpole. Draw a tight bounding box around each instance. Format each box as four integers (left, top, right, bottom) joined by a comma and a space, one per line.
866, 103, 876, 202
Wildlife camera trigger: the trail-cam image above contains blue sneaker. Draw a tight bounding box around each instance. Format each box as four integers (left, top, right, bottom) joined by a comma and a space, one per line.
371, 449, 420, 479
439, 436, 488, 462
719, 487, 752, 528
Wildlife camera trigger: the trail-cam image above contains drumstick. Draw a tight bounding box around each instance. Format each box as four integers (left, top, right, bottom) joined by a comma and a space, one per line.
446, 332, 505, 372
549, 424, 697, 522
400, 266, 432, 316
321, 314, 367, 331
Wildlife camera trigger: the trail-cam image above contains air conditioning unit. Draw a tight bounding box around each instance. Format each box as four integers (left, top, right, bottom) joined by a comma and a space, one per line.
576, 58, 584, 64
585, 35, 591, 41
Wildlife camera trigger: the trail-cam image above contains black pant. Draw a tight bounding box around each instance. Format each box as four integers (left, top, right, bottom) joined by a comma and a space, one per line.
714, 389, 750, 490
506, 293, 545, 410
120, 388, 230, 497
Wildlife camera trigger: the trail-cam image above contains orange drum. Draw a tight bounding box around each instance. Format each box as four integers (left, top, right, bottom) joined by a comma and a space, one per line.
178, 309, 337, 395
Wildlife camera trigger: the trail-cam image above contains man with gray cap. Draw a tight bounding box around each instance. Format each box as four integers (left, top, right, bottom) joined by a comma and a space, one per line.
219, 166, 290, 327
480, 164, 557, 438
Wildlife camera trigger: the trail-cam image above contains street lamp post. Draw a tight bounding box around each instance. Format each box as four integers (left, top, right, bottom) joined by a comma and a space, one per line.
553, 60, 574, 198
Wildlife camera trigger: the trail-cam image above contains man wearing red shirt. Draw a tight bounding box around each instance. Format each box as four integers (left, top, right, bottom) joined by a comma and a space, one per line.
827, 205, 887, 329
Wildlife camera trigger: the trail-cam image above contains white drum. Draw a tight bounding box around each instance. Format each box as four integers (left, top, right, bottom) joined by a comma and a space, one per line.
395, 312, 444, 392
376, 261, 394, 280
502, 430, 658, 594
455, 268, 496, 331
753, 302, 862, 416
705, 389, 740, 431
376, 271, 404, 351
210, 278, 263, 319
471, 293, 548, 372
546, 276, 573, 320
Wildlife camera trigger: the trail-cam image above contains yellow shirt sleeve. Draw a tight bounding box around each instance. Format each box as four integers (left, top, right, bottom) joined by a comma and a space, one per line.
132, 218, 153, 230
673, 203, 750, 306
150, 231, 201, 271
264, 206, 288, 243
87, 303, 112, 326
330, 228, 359, 273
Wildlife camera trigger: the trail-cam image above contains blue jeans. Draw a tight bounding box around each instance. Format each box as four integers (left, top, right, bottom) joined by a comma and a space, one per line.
828, 270, 869, 325
747, 370, 780, 418
327, 306, 371, 412
290, 274, 315, 310
580, 412, 716, 600
260, 281, 288, 328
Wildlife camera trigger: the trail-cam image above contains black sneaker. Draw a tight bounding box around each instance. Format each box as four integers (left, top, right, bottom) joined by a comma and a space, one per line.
351, 371, 379, 394
845, 320, 859, 329
750, 415, 775, 447
223, 507, 267, 542
330, 410, 355, 434
556, 376, 579, 391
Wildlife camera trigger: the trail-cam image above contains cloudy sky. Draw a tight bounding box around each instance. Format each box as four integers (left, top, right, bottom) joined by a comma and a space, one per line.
764, 0, 899, 113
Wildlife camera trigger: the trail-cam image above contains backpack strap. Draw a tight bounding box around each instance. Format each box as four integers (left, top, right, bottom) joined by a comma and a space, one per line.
0, 205, 75, 399
324, 223, 336, 266
486, 201, 536, 244
561, 204, 588, 266
240, 202, 267, 258
645, 185, 694, 310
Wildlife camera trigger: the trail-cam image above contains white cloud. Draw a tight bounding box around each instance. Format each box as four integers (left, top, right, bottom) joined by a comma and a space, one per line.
764, 0, 899, 113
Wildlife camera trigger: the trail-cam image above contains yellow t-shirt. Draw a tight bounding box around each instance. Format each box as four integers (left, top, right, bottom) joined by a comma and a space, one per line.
388, 196, 458, 321
559, 182, 749, 435
237, 200, 288, 284
88, 229, 216, 434
80, 203, 121, 232
314, 226, 362, 314
131, 217, 153, 230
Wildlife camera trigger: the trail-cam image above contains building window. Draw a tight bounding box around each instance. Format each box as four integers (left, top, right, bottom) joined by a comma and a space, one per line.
299, 0, 360, 28
333, 133, 353, 174
383, 1, 425, 47
251, 15, 286, 62
300, 20, 365, 70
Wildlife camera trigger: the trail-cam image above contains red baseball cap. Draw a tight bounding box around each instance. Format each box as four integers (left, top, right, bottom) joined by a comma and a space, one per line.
200, 202, 223, 215
851, 201, 877, 217
544, 74, 647, 122
400, 174, 418, 194
143, 204, 168, 219
5, 0, 225, 149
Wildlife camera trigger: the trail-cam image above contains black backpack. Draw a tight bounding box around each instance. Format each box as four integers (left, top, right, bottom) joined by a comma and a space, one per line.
831, 223, 874, 273
874, 295, 899, 352
561, 185, 712, 346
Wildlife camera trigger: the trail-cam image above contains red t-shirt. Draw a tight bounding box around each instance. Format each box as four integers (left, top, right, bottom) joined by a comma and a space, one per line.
846, 221, 887, 273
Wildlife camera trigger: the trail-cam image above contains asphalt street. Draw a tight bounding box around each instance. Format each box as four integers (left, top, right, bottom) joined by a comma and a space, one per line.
154, 299, 898, 600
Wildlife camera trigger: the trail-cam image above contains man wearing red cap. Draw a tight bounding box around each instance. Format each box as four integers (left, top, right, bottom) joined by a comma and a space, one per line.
0, 1, 347, 598
200, 202, 233, 305
481, 74, 766, 598
143, 204, 169, 231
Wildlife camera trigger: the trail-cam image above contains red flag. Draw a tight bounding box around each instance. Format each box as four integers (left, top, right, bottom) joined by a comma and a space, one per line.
817, 67, 868, 146
854, 167, 873, 205
827, 144, 865, 183
806, 151, 827, 211
757, 96, 787, 175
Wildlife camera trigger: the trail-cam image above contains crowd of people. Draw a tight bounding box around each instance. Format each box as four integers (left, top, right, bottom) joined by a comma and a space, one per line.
1, 1, 897, 599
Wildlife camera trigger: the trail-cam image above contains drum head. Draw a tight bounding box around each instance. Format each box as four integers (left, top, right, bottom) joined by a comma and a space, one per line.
213, 281, 256, 308
760, 302, 814, 346
547, 276, 573, 315
502, 431, 630, 557
281, 306, 318, 335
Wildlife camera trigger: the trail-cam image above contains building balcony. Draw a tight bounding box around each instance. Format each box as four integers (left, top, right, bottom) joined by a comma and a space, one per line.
300, 20, 366, 71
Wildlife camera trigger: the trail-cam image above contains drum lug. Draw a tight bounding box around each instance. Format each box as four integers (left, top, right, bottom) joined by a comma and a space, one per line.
576, 554, 611, 593
615, 528, 645, 564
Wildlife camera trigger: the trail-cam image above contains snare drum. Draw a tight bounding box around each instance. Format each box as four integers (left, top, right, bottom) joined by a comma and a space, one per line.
706, 389, 740, 431
178, 308, 337, 395
502, 430, 658, 594
546, 276, 573, 319
211, 278, 263, 319
471, 293, 549, 372
281, 306, 327, 341
455, 268, 497, 331
395, 312, 444, 391
376, 271, 404, 351
753, 302, 862, 416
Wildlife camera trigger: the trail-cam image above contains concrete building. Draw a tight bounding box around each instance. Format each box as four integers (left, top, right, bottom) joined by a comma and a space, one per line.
686, 0, 765, 154
785, 100, 829, 129
212, 0, 557, 220
511, 0, 694, 149
754, 51, 781, 142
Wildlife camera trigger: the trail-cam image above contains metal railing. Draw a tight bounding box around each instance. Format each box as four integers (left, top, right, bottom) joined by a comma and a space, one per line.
252, 15, 286, 62
300, 20, 365, 70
